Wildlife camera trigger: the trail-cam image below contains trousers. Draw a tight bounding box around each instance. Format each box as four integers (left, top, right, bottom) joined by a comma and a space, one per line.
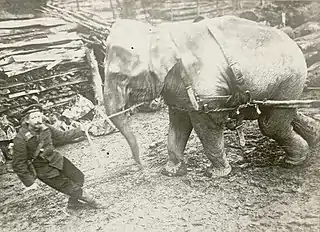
37, 157, 84, 199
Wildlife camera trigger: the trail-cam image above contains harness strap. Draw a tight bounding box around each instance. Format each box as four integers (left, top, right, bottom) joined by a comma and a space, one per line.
167, 22, 252, 115
206, 23, 245, 89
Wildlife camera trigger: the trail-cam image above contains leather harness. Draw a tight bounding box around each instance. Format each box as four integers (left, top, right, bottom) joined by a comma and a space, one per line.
167, 24, 261, 132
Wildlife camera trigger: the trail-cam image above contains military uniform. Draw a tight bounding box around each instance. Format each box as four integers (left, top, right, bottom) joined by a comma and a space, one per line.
13, 121, 86, 200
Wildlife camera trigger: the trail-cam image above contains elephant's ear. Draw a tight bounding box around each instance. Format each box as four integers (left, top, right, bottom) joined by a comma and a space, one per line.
104, 19, 175, 102
149, 28, 177, 83
105, 19, 151, 78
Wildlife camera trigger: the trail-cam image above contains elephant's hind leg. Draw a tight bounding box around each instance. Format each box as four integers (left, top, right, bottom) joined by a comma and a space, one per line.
189, 112, 232, 178
258, 108, 309, 167
161, 107, 193, 177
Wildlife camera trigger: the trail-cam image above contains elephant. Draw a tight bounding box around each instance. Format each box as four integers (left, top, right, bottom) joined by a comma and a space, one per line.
102, 16, 320, 177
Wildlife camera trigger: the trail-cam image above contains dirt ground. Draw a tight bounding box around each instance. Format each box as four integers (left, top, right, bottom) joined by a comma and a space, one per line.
0, 106, 319, 232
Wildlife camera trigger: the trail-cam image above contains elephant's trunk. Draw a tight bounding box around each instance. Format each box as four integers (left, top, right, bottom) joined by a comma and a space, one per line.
110, 113, 142, 166
103, 79, 142, 167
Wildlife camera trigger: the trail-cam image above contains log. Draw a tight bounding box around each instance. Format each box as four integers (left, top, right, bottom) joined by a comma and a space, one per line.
304, 50, 320, 67
295, 38, 320, 53
85, 48, 103, 104
307, 61, 320, 86
295, 31, 320, 42
293, 21, 320, 38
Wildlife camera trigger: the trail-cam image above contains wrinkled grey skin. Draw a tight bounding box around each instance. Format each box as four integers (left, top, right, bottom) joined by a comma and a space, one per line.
103, 16, 317, 176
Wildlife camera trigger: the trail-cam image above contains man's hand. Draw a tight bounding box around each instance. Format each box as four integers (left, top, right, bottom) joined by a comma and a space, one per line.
23, 179, 41, 193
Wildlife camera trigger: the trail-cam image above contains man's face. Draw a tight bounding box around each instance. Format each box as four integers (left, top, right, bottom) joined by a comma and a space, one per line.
26, 111, 44, 130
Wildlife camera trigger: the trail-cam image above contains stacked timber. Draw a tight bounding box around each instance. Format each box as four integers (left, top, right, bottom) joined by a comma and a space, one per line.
238, 1, 320, 91
295, 26, 320, 89
0, 17, 94, 125
40, 5, 112, 49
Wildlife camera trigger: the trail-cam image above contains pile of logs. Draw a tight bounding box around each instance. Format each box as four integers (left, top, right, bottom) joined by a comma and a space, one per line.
0, 17, 94, 125
40, 4, 113, 48
238, 2, 320, 91
294, 23, 320, 89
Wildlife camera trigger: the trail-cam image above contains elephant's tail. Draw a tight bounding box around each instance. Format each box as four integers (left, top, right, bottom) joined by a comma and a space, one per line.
292, 112, 320, 148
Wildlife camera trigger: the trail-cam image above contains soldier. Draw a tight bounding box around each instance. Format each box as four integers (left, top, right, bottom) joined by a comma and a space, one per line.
12, 104, 100, 209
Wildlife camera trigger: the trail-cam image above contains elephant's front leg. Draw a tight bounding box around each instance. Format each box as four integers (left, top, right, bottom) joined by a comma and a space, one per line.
189, 112, 232, 178
161, 107, 193, 177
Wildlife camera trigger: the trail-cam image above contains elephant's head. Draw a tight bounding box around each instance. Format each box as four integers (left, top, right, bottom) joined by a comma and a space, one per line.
103, 19, 176, 166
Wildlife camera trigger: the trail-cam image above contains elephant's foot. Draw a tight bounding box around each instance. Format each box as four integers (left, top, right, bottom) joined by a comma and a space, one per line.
161, 160, 187, 177
277, 154, 309, 169
204, 164, 232, 178
125, 161, 144, 172
292, 112, 320, 148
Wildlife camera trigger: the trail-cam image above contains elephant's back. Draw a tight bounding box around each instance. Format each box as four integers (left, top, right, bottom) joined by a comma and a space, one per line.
208, 16, 307, 100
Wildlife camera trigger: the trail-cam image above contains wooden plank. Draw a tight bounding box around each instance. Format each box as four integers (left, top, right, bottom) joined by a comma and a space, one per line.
0, 68, 82, 90
0, 23, 78, 42
4, 57, 85, 78
3, 62, 51, 78
0, 11, 35, 21
11, 47, 86, 62
0, 32, 81, 49
9, 90, 40, 99
7, 80, 88, 99
0, 41, 84, 60
0, 17, 67, 29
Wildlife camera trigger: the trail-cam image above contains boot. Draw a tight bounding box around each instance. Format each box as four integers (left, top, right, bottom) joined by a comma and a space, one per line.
67, 197, 88, 210
78, 191, 102, 209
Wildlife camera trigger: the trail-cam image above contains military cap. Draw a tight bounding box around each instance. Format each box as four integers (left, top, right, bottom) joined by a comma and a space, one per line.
21, 104, 43, 118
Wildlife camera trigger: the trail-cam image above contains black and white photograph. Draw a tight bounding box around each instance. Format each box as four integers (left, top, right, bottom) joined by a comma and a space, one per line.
0, 0, 319, 231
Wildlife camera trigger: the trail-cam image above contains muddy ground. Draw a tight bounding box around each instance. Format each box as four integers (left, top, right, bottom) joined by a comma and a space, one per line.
0, 106, 319, 232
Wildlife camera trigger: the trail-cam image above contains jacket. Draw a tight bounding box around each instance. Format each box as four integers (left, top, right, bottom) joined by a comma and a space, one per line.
12, 123, 85, 187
